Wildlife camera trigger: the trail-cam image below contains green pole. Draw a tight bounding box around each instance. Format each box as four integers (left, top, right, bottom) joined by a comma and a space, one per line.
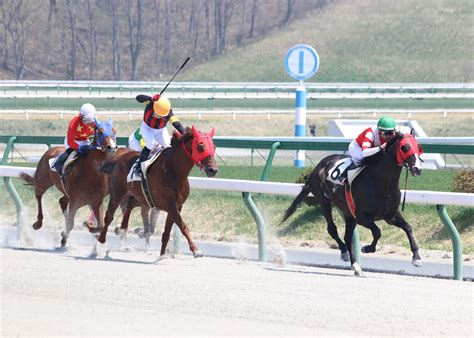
241, 142, 281, 262
436, 205, 463, 280
1, 136, 25, 240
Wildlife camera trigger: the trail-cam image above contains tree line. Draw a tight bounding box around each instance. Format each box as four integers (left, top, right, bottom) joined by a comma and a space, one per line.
0, 0, 329, 81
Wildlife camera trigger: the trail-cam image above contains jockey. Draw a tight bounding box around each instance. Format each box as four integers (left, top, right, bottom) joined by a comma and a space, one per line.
134, 93, 185, 176
338, 116, 397, 183
53, 103, 97, 172
128, 127, 146, 152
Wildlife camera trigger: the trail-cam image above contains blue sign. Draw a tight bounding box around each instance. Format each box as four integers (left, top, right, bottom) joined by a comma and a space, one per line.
284, 44, 319, 81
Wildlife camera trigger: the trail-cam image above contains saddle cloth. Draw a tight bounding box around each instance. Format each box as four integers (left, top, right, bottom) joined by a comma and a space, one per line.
127, 149, 164, 183
326, 158, 365, 186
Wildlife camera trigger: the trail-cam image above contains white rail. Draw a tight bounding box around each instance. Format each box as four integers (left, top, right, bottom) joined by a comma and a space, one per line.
2, 166, 472, 207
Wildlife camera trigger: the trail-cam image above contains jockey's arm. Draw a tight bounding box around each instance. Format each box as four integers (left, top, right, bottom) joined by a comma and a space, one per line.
169, 113, 185, 134
361, 145, 383, 158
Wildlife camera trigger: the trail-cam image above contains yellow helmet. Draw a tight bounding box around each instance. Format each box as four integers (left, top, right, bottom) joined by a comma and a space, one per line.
153, 96, 171, 117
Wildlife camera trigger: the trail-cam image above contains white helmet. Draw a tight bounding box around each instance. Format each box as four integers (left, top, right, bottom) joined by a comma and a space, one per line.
79, 103, 96, 124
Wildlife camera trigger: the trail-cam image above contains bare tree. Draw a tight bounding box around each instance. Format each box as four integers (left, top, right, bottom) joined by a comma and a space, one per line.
152, 0, 161, 78
163, 0, 171, 69
248, 0, 257, 38
61, 0, 78, 80
0, 1, 15, 69
77, 0, 98, 79
110, 0, 121, 80
283, 0, 295, 25
125, 0, 143, 80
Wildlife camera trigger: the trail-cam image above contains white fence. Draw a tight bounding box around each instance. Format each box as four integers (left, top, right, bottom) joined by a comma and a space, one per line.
2, 166, 473, 206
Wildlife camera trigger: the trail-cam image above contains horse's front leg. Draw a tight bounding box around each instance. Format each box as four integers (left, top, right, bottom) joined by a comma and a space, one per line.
159, 215, 175, 257
357, 213, 381, 255
385, 210, 422, 267
343, 217, 363, 276
166, 206, 201, 258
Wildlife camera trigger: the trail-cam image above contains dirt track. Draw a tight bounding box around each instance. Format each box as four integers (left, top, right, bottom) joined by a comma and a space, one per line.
1, 246, 472, 336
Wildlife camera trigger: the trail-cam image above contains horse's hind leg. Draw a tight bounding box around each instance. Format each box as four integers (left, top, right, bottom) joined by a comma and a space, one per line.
61, 203, 78, 247
32, 193, 45, 230
320, 199, 348, 261
385, 210, 421, 267
343, 217, 362, 276
58, 195, 69, 221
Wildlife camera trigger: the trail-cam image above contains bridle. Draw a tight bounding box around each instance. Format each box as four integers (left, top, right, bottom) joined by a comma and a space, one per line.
181, 133, 216, 171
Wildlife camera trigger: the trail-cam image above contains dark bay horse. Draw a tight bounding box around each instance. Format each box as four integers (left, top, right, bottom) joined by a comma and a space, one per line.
20, 119, 117, 248
97, 125, 218, 258
282, 132, 424, 275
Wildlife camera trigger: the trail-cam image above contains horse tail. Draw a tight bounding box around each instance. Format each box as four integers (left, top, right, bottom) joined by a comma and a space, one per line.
100, 161, 116, 174
19, 172, 35, 186
281, 185, 312, 224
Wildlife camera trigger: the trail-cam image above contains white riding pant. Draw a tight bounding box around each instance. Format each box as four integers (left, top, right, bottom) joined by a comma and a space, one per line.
63, 138, 91, 149
140, 121, 171, 150
348, 140, 364, 166
128, 134, 142, 152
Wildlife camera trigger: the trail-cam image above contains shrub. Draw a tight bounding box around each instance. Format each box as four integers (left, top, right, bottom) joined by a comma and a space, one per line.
452, 168, 474, 193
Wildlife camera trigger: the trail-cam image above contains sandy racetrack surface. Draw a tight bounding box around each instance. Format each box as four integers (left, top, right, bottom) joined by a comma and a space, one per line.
1, 245, 472, 336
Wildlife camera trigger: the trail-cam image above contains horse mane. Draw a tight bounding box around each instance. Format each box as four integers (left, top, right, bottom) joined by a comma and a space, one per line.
170, 127, 193, 148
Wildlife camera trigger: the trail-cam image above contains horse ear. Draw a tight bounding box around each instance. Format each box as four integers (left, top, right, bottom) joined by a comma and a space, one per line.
410, 128, 416, 136
94, 117, 101, 126
191, 125, 199, 138
209, 127, 215, 138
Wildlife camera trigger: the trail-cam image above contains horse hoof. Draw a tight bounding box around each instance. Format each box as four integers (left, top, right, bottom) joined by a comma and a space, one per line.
193, 250, 204, 258
361, 245, 375, 254
412, 259, 422, 267
95, 235, 106, 244
154, 255, 169, 263
32, 221, 42, 230
351, 262, 364, 276
60, 237, 67, 247
340, 252, 350, 262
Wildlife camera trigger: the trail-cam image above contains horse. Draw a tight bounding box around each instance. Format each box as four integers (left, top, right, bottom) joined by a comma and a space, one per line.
281, 131, 424, 276
20, 118, 117, 248
97, 125, 218, 258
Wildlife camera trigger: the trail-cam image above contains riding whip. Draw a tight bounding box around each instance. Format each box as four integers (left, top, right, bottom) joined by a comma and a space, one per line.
160, 57, 191, 95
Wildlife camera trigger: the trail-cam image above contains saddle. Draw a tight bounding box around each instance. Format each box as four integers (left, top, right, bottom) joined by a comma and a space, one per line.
326, 158, 365, 187
127, 149, 165, 209
49, 151, 78, 176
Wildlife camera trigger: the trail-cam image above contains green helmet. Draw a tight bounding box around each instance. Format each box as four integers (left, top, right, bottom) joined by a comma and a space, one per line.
377, 116, 396, 131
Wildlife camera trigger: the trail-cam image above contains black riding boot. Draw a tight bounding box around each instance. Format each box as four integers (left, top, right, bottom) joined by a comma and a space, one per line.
338, 161, 357, 184
53, 148, 73, 172
135, 146, 151, 177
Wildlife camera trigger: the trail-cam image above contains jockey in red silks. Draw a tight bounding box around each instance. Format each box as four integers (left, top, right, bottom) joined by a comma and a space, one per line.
53, 103, 97, 172
134, 94, 186, 176
338, 116, 397, 183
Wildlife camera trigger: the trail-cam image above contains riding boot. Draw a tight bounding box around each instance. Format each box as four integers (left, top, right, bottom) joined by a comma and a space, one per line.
53, 148, 74, 173
135, 146, 151, 177
338, 161, 357, 184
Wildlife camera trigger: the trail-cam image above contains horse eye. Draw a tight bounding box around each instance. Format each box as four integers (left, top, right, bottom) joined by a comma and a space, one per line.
99, 128, 104, 133
401, 144, 411, 153
198, 143, 205, 153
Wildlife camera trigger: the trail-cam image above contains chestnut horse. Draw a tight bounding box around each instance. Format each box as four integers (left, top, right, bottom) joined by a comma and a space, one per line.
20, 119, 117, 248
282, 131, 424, 275
97, 126, 218, 258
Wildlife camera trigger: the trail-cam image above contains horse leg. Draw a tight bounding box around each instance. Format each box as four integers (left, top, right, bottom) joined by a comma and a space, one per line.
385, 210, 422, 267
358, 215, 382, 254
343, 217, 363, 276
97, 196, 122, 244
320, 199, 348, 262
90, 203, 104, 233
149, 209, 159, 235
166, 206, 201, 258
58, 195, 69, 221
159, 215, 175, 257
32, 193, 45, 230
61, 202, 78, 248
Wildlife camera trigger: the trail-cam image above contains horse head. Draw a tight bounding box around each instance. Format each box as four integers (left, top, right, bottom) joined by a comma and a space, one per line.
387, 131, 423, 176
94, 117, 117, 152
173, 125, 218, 177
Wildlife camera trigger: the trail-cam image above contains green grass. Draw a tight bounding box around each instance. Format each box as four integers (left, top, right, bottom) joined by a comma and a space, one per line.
181, 0, 474, 82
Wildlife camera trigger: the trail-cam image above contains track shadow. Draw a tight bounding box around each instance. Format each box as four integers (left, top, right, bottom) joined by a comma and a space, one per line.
277, 205, 324, 237
263, 265, 358, 279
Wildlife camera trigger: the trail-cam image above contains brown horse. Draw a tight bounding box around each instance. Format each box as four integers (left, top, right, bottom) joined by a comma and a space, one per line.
20, 119, 117, 248
97, 126, 218, 258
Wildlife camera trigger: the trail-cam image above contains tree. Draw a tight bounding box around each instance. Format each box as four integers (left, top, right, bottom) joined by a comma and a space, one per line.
77, 0, 98, 79
248, 0, 257, 38
125, 0, 143, 80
